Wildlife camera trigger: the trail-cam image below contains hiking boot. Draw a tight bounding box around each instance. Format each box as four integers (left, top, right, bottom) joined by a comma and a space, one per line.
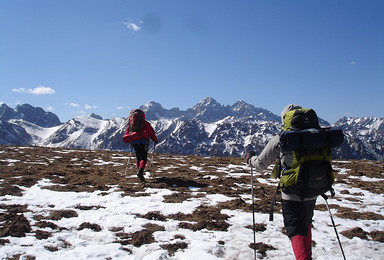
137, 168, 145, 182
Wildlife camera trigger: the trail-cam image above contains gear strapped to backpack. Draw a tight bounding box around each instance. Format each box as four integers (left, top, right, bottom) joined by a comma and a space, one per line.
123, 109, 147, 143
269, 108, 344, 220
129, 109, 145, 132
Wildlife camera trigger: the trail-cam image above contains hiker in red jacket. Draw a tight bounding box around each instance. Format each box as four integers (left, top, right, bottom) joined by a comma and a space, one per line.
123, 109, 158, 182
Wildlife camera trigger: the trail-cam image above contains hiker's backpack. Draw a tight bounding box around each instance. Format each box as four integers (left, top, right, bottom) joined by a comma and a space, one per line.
122, 109, 148, 144
276, 108, 344, 199
129, 109, 145, 133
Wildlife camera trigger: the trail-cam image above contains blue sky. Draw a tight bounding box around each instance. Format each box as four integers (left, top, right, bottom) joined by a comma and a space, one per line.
1, 0, 383, 123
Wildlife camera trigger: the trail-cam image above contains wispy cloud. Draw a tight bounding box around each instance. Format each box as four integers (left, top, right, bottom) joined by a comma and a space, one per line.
12, 88, 26, 93
350, 61, 357, 65
46, 106, 54, 112
123, 19, 142, 32
66, 103, 81, 107
116, 105, 130, 110
12, 86, 55, 95
84, 104, 97, 110
66, 103, 97, 110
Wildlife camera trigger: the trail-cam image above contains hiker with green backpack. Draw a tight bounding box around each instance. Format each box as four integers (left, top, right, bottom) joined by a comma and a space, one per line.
123, 109, 158, 182
246, 104, 344, 260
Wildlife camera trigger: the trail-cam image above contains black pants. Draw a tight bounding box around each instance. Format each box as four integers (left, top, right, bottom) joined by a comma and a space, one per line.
133, 139, 149, 169
282, 199, 316, 238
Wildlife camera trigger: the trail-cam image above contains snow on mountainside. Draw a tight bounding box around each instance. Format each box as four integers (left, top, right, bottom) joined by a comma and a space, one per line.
334, 117, 384, 161
0, 99, 383, 160
0, 103, 61, 127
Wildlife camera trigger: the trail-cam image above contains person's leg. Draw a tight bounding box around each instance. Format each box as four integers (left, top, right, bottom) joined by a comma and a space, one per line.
306, 224, 312, 255
134, 143, 146, 181
138, 139, 149, 169
291, 235, 309, 260
282, 199, 316, 260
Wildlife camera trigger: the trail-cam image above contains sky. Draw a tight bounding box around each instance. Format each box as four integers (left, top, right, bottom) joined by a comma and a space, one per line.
0, 0, 383, 124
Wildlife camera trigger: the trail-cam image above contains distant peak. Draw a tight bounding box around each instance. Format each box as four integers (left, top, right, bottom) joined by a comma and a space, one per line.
194, 97, 221, 109
90, 113, 103, 120
141, 101, 163, 111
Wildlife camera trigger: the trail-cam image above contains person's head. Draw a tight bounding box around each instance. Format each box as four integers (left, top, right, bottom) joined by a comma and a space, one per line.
280, 104, 302, 124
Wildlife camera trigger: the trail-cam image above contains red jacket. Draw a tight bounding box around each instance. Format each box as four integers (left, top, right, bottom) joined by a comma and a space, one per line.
123, 120, 158, 144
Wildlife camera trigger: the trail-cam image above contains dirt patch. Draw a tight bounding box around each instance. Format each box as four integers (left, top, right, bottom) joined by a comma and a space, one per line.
160, 241, 189, 256
335, 207, 384, 220
172, 205, 231, 231
35, 230, 52, 240
333, 160, 384, 194
249, 242, 277, 258
0, 214, 31, 237
48, 210, 78, 220
370, 231, 384, 242
77, 222, 102, 232
35, 221, 59, 230
0, 239, 10, 245
219, 197, 252, 212
114, 223, 165, 247
163, 192, 202, 203
246, 223, 267, 232
340, 227, 384, 242
137, 211, 167, 221
341, 227, 368, 239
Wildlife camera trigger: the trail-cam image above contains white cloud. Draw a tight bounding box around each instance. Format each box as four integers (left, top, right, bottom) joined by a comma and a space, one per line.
28, 86, 55, 95
67, 103, 80, 107
350, 61, 357, 65
116, 106, 130, 110
12, 88, 26, 93
66, 103, 97, 110
84, 104, 97, 110
46, 106, 54, 111
12, 86, 55, 95
124, 19, 142, 32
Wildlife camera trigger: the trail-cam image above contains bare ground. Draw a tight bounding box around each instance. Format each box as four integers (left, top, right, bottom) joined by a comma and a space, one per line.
0, 145, 383, 258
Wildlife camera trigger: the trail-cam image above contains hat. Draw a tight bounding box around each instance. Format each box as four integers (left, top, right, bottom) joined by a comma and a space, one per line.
280, 104, 302, 124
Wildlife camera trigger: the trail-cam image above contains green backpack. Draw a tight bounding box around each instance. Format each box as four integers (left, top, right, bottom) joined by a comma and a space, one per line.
272, 108, 344, 199
269, 108, 344, 220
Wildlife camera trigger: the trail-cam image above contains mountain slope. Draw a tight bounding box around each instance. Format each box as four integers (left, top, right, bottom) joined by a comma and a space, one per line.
0, 100, 383, 160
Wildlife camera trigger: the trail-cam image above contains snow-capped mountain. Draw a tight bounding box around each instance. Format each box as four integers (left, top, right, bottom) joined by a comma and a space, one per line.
0, 103, 61, 127
334, 117, 384, 160
0, 99, 383, 160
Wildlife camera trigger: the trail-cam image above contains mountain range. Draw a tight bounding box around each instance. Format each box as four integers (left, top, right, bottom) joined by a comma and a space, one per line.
1, 98, 383, 160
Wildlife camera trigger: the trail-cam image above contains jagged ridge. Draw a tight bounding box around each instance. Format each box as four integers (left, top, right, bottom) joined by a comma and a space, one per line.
0, 98, 383, 160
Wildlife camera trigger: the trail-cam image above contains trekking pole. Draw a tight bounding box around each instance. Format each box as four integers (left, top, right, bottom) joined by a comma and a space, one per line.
124, 145, 133, 176
321, 194, 347, 260
150, 143, 156, 168
250, 165, 257, 260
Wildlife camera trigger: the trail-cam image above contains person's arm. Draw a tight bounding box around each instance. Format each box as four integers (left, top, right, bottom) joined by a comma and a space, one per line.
122, 126, 131, 143
250, 135, 280, 171
145, 121, 158, 143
